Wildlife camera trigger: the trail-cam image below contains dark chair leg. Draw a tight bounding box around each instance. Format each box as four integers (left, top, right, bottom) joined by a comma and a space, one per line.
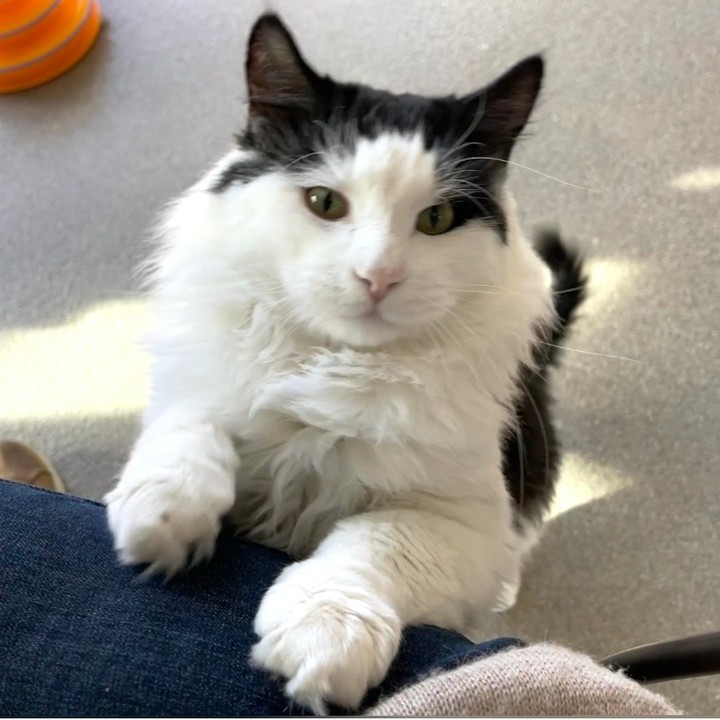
601, 631, 720, 684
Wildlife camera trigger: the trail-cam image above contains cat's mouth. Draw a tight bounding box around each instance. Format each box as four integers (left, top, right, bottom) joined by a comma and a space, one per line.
343, 306, 393, 324
324, 303, 426, 347
358, 308, 381, 320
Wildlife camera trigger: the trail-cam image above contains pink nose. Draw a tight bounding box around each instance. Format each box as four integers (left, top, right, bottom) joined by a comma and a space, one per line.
353, 268, 405, 303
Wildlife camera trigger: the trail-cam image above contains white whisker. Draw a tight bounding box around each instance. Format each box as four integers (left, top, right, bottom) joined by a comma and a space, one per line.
447, 305, 641, 366
450, 154, 594, 192
519, 376, 550, 483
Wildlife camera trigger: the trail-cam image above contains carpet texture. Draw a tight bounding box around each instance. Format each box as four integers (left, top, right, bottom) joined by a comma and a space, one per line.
1, 1, 718, 713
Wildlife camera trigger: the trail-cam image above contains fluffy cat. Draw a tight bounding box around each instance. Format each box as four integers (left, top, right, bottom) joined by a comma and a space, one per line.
105, 14, 585, 713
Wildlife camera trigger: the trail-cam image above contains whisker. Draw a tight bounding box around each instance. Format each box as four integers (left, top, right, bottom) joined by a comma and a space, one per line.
425, 322, 447, 375
532, 339, 641, 364
518, 376, 550, 485
280, 150, 326, 173
443, 285, 575, 299
441, 176, 505, 210
449, 154, 594, 192
514, 410, 526, 513
447, 305, 641, 366
503, 327, 642, 365
439, 95, 489, 162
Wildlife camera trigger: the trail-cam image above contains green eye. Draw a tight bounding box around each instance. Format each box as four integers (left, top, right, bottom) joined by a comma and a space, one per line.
304, 186, 349, 221
416, 203, 455, 235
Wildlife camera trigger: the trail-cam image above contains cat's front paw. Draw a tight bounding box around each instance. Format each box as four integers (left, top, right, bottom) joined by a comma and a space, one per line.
251, 561, 401, 713
105, 466, 234, 576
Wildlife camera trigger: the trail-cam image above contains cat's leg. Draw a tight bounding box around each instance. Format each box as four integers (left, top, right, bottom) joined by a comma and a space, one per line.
251, 499, 521, 713
105, 407, 239, 575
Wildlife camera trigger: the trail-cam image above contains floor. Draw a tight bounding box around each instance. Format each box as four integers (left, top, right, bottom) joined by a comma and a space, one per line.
1, 0, 718, 713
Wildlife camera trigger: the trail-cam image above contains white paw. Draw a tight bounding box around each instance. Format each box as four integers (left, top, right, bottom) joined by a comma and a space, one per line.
251, 561, 401, 713
105, 470, 233, 576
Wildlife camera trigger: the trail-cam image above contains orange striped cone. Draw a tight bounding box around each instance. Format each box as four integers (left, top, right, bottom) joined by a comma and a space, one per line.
0, 0, 101, 94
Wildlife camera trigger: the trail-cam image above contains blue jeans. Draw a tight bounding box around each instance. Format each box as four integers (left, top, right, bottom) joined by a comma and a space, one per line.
0, 479, 520, 716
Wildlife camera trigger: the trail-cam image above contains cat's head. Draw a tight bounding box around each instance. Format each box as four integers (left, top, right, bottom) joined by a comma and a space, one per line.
210, 14, 543, 348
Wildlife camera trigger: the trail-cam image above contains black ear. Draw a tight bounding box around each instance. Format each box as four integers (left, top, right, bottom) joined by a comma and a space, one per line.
464, 55, 544, 159
245, 14, 321, 123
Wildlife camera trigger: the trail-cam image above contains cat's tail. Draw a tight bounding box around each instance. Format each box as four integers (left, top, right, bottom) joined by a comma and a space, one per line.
535, 228, 588, 366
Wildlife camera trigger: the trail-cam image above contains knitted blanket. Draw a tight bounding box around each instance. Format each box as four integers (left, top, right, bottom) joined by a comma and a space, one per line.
366, 643, 680, 716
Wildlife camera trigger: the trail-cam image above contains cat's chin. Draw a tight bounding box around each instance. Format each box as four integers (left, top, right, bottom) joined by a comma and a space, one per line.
323, 312, 414, 349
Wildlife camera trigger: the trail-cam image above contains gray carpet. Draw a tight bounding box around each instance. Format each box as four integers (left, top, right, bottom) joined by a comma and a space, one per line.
2, 0, 719, 713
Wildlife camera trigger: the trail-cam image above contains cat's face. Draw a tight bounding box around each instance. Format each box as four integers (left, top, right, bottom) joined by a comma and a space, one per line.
212, 15, 543, 348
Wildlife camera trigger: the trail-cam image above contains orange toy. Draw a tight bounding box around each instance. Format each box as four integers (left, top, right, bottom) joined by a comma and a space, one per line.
0, 0, 101, 93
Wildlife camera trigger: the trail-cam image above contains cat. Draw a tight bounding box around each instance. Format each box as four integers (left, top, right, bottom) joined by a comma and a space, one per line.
105, 13, 586, 713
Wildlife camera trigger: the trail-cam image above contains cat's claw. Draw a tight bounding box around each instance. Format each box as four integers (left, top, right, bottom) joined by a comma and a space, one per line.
105, 475, 226, 576
251, 560, 401, 713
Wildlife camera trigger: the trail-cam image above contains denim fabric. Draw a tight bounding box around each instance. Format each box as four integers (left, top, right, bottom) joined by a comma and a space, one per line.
0, 479, 521, 717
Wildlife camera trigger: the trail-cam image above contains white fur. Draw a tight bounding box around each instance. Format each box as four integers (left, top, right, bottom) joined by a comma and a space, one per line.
105, 133, 554, 711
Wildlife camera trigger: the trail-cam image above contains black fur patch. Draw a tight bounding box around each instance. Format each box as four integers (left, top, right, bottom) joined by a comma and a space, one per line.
502, 230, 588, 526
212, 14, 543, 242
213, 155, 273, 189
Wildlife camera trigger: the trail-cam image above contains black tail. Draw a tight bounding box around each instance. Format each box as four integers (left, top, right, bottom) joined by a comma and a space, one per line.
503, 230, 587, 526
535, 228, 587, 365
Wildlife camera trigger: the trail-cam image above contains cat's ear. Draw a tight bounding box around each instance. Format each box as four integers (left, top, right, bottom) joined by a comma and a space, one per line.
245, 14, 321, 123
463, 55, 544, 159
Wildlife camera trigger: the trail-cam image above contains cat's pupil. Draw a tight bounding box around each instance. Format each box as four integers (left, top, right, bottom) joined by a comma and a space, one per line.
323, 192, 333, 213
430, 206, 440, 227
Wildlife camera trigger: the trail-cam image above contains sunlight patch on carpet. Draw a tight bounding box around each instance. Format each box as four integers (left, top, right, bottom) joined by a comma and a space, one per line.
548, 452, 630, 520
0, 300, 149, 421
669, 166, 720, 191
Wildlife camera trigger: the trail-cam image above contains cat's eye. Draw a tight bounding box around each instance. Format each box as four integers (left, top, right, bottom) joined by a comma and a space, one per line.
415, 203, 455, 235
304, 186, 349, 221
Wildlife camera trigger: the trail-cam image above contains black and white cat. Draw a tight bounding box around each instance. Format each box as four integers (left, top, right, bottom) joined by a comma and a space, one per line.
105, 14, 585, 712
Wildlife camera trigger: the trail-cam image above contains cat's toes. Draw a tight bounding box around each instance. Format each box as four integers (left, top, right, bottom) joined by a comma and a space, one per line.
251, 561, 401, 713
105, 474, 229, 576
